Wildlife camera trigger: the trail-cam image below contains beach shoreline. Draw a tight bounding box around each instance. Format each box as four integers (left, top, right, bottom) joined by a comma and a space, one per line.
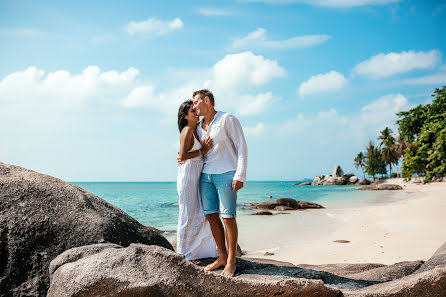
237, 180, 446, 265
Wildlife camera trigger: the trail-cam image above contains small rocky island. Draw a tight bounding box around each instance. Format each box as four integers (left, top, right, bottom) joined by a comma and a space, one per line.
310, 165, 371, 186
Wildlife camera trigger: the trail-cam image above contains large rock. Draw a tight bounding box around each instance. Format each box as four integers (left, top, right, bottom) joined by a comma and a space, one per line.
255, 200, 279, 209
48, 243, 378, 297
297, 200, 325, 209
333, 165, 344, 178
323, 175, 344, 185
358, 184, 403, 191
358, 178, 371, 185
276, 198, 299, 209
349, 176, 359, 184
0, 162, 173, 297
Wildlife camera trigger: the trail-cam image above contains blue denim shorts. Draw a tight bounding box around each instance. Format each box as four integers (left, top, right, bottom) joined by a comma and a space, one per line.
200, 171, 237, 218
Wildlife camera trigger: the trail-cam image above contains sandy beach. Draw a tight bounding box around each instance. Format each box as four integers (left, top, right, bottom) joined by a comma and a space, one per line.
238, 180, 446, 265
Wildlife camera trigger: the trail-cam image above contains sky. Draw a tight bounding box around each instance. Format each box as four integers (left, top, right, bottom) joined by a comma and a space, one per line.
1, 0, 445, 181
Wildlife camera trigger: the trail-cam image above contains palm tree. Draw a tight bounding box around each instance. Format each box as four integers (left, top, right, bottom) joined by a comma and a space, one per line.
381, 135, 399, 177
395, 135, 407, 177
354, 152, 366, 178
378, 127, 393, 147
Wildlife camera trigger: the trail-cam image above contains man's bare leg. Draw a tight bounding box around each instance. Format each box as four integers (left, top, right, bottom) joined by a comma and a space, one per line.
221, 218, 238, 277
204, 213, 227, 271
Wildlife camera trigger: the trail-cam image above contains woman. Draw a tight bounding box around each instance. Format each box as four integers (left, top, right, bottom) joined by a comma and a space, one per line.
176, 99, 217, 263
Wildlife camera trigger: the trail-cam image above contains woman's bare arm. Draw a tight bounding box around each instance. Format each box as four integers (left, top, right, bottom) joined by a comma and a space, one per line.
178, 128, 213, 162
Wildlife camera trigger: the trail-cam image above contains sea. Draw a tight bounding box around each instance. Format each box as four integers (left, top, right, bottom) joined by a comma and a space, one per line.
72, 181, 406, 232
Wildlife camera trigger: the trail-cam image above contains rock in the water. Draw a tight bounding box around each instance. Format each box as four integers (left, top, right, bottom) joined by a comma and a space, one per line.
0, 162, 173, 297
276, 198, 299, 209
297, 201, 325, 209
294, 182, 311, 185
333, 165, 344, 178
255, 200, 279, 209
274, 206, 295, 211
48, 243, 375, 297
252, 211, 273, 215
349, 176, 359, 184
358, 184, 403, 191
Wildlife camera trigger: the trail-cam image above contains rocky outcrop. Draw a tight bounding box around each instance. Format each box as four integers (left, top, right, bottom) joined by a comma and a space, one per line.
294, 182, 312, 185
333, 165, 344, 177
358, 184, 403, 191
48, 241, 446, 297
48, 243, 378, 297
0, 162, 173, 297
312, 165, 370, 186
249, 198, 324, 211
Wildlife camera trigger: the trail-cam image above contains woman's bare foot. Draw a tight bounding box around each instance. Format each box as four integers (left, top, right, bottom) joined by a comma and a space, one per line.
189, 259, 201, 265
221, 260, 236, 277
204, 256, 227, 271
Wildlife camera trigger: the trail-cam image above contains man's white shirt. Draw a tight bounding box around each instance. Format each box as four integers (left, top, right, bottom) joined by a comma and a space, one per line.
197, 111, 248, 182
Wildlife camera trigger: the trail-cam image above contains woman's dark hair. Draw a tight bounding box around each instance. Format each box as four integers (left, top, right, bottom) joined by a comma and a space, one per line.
178, 99, 193, 132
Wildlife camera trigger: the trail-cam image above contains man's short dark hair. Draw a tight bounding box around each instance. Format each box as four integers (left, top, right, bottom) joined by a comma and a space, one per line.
193, 89, 215, 106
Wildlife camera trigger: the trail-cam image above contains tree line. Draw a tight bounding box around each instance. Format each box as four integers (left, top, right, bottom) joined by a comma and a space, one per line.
354, 86, 446, 181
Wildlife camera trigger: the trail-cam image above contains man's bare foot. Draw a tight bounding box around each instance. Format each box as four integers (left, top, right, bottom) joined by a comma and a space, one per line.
204, 256, 227, 271
221, 260, 236, 277
189, 259, 201, 265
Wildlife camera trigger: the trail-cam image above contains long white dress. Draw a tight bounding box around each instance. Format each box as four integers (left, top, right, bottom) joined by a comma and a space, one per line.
176, 135, 217, 260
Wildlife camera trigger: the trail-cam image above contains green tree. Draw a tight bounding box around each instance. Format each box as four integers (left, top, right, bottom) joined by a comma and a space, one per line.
397, 87, 446, 180
380, 134, 399, 177
354, 152, 366, 178
365, 141, 387, 179
378, 127, 393, 147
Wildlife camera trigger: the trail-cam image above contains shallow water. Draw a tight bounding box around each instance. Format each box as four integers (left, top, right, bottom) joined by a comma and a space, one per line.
72, 181, 411, 231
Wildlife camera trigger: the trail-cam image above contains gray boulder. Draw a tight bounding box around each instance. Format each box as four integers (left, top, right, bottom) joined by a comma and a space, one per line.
358, 184, 403, 191
349, 176, 359, 184
48, 243, 378, 297
358, 178, 371, 185
333, 165, 344, 178
276, 198, 299, 209
0, 162, 173, 297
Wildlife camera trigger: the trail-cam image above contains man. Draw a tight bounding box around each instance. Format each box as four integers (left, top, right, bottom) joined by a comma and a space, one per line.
192, 89, 247, 277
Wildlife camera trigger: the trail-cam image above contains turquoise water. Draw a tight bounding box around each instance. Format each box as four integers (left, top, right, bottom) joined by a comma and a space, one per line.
72, 181, 379, 231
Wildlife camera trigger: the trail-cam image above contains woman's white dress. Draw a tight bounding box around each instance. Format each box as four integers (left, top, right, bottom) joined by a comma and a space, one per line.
176, 135, 217, 260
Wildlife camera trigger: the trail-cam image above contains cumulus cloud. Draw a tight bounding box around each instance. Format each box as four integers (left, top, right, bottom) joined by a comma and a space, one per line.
0, 66, 139, 106
197, 7, 237, 16
120, 52, 285, 117
353, 50, 442, 79
240, 0, 398, 7
244, 122, 265, 136
236, 92, 276, 116
232, 28, 330, 51
360, 94, 412, 131
211, 51, 286, 91
298, 71, 347, 97
125, 17, 183, 37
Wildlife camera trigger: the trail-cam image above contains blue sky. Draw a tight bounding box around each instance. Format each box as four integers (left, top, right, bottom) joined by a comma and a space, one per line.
1, 0, 445, 181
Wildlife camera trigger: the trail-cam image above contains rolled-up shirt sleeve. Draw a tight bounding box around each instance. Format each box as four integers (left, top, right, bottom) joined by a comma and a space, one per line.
225, 115, 248, 182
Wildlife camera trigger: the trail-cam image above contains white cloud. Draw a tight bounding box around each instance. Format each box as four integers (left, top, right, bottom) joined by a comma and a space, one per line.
121, 52, 285, 116
236, 92, 276, 116
240, 0, 398, 7
360, 94, 412, 130
197, 7, 237, 16
0, 66, 139, 106
353, 50, 442, 79
298, 71, 347, 97
125, 17, 183, 37
244, 122, 265, 136
279, 113, 311, 135
211, 51, 286, 91
401, 72, 446, 85
232, 28, 330, 50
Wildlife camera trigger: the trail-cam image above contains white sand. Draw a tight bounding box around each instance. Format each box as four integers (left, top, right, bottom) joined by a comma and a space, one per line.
238, 181, 446, 265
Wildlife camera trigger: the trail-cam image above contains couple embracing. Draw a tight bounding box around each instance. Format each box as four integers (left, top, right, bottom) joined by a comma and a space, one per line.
176, 89, 248, 277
